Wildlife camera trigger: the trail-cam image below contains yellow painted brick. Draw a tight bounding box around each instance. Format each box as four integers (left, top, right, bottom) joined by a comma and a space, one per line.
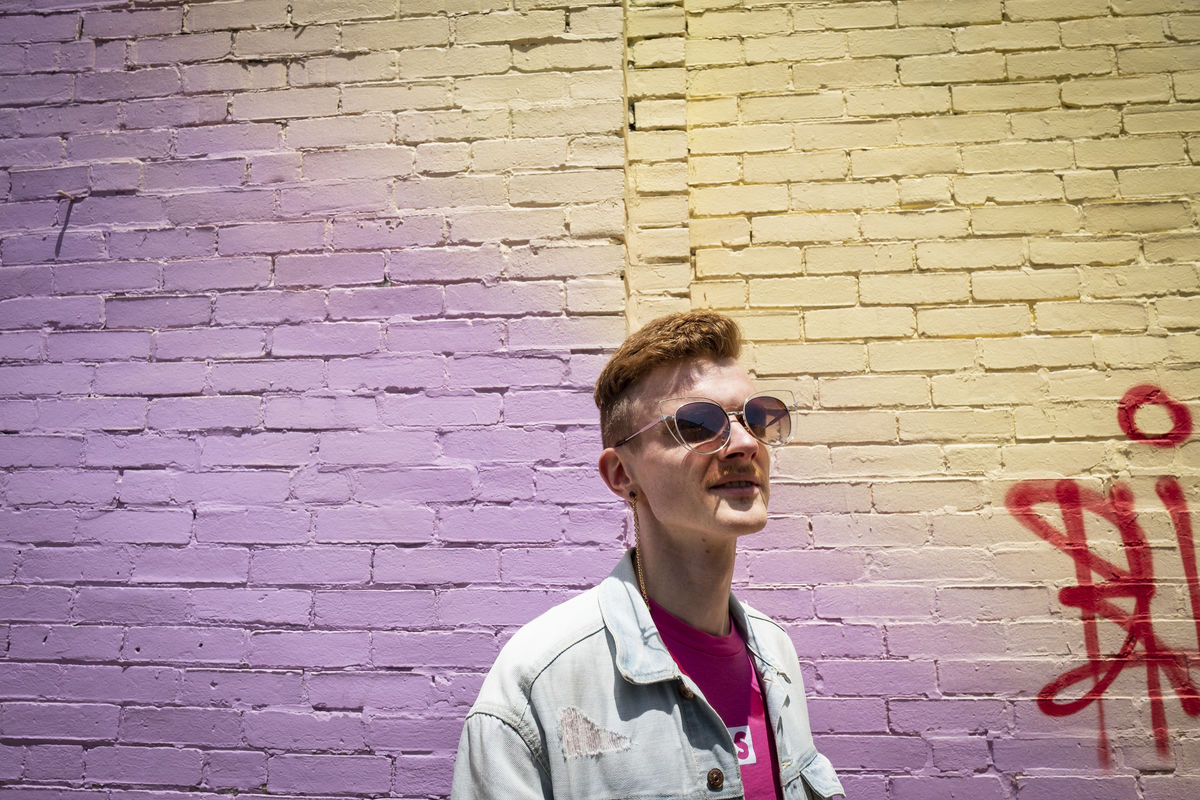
1083, 263, 1199, 299
688, 7, 791, 38
820, 375, 931, 408
629, 226, 690, 262
790, 412, 897, 447
869, 339, 978, 372
628, 295, 691, 326
694, 245, 802, 277
685, 37, 742, 67
978, 336, 1095, 369
951, 82, 1059, 112
690, 280, 747, 309
1060, 16, 1169, 47
511, 101, 623, 136
792, 58, 897, 90
848, 27, 954, 58
1145, 233, 1200, 262
807, 242, 914, 274
795, 120, 899, 150
753, 342, 867, 375
916, 238, 1025, 270
931, 372, 1046, 406
634, 161, 688, 193
575, 72, 624, 104
396, 106, 507, 144
509, 169, 623, 207
752, 212, 860, 243
1093, 334, 1173, 368
567, 136, 623, 168
871, 479, 989, 513
860, 273, 970, 306
625, 67, 686, 99
953, 21, 1061, 52
1034, 300, 1149, 332
726, 311, 801, 341
1013, 402, 1116, 441
971, 269, 1080, 302
626, 261, 691, 291
1157, 296, 1200, 329
507, 242, 623, 278
1029, 237, 1139, 266
851, 145, 958, 178
1010, 108, 1121, 140
897, 113, 1007, 145
448, 207, 565, 243
832, 444, 945, 477
860, 209, 970, 240
340, 18, 450, 51
231, 86, 340, 120
1003, 0, 1107, 20
804, 306, 916, 339
1003, 442, 1111, 476
1084, 201, 1194, 233
516, 40, 621, 71
692, 183, 789, 216
626, 6, 685, 38
287, 53, 395, 86
898, 0, 1001, 25
397, 45, 511, 78
689, 217, 751, 247
565, 278, 624, 313
743, 152, 847, 183
455, 11, 563, 43
898, 409, 1013, 442
953, 173, 1063, 204
415, 141, 470, 174
1062, 75, 1173, 106
629, 196, 688, 231
846, 85, 951, 116
688, 63, 791, 96
742, 92, 845, 123
234, 24, 339, 57
791, 181, 898, 211
747, 276, 860, 307
1077, 136, 1189, 168
962, 141, 1074, 173
1124, 106, 1200, 134
899, 52, 1005, 85
1170, 14, 1200, 41
568, 6, 622, 36
971, 204, 1081, 235
1177, 71, 1200, 101
791, 1, 897, 31
455, 73, 569, 108
945, 445, 1002, 474
632, 98, 686, 130
626, 130, 688, 162
689, 124, 792, 155
917, 305, 1032, 337
688, 98, 738, 126
1062, 170, 1120, 201
631, 36, 685, 68
744, 32, 849, 63
570, 200, 625, 238
1006, 49, 1116, 80
900, 176, 953, 206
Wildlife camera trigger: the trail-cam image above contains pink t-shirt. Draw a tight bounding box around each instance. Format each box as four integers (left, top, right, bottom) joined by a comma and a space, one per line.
649, 598, 783, 800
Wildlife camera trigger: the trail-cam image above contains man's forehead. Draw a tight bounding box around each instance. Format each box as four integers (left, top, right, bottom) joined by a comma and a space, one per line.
628, 357, 753, 406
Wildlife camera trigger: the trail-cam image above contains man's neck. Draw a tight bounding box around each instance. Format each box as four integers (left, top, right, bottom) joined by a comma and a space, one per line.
639, 534, 737, 636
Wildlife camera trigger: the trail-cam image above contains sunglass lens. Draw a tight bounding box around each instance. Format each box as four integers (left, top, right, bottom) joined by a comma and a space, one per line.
746, 396, 791, 445
673, 401, 729, 449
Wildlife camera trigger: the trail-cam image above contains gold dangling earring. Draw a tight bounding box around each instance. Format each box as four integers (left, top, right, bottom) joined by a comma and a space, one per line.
630, 492, 648, 604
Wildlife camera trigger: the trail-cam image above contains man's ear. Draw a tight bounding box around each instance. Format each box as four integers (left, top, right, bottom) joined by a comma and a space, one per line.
598, 447, 636, 500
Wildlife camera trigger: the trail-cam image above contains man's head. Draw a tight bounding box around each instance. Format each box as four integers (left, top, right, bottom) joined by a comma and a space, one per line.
593, 311, 741, 449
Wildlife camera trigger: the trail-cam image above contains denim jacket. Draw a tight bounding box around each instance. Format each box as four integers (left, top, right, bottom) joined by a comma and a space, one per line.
451, 551, 844, 800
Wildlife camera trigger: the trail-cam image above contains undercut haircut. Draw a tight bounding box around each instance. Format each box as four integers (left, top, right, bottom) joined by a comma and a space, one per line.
593, 311, 742, 448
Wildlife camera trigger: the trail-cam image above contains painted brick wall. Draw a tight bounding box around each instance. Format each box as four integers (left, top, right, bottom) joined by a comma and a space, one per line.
1, 1, 1198, 800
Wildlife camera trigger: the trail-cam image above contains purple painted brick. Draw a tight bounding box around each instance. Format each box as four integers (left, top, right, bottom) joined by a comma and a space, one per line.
0, 13, 80, 44
447, 353, 568, 388
166, 188, 276, 226
1015, 776, 1139, 800
218, 220, 326, 255
122, 625, 248, 665
200, 432, 318, 466
317, 430, 438, 466
0, 364, 94, 400
45, 331, 152, 361
887, 698, 1008, 734
0, 296, 104, 329
67, 130, 172, 162
9, 165, 90, 200
250, 546, 371, 585
131, 545, 249, 584
384, 318, 504, 354
326, 354, 446, 391
313, 504, 434, 543
0, 72, 73, 105
0, 332, 43, 362
266, 752, 392, 795
0, 434, 84, 467
366, 711, 463, 751
330, 214, 444, 250
205, 749, 268, 790
306, 671, 436, 712
82, 8, 184, 38
17, 545, 132, 583
439, 426, 563, 463
74, 586, 190, 624
500, 547, 613, 587
271, 321, 382, 357
0, 399, 40, 430
155, 327, 268, 360
190, 588, 312, 625
248, 631, 370, 669
244, 708, 365, 751
313, 589, 435, 629
387, 245, 503, 282
59, 664, 180, 704
0, 661, 60, 698
107, 227, 218, 260
2, 231, 107, 265
194, 507, 310, 544
149, 469, 292, 505
0, 585, 71, 621
209, 359, 324, 393
274, 251, 385, 287
745, 549, 866, 585
355, 467, 475, 503
818, 733, 930, 771
25, 744, 84, 781
533, 466, 612, 503
374, 546, 498, 585
891, 776, 1007, 800
86, 434, 200, 470
327, 285, 445, 320
175, 122, 282, 156
263, 395, 378, 430
6, 624, 123, 662
93, 361, 206, 396
475, 465, 536, 502
123, 95, 229, 129
178, 669, 303, 707
75, 509, 193, 544
164, 256, 272, 291
39, 397, 148, 431
53, 261, 160, 294
105, 295, 212, 329
380, 391, 502, 428
1, 702, 120, 741
373, 630, 499, 669
437, 587, 567, 627
84, 745, 203, 786
437, 503, 562, 544
119, 706, 242, 747
214, 289, 326, 325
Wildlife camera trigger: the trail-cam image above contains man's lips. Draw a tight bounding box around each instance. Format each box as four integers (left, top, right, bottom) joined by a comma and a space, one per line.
708, 474, 762, 492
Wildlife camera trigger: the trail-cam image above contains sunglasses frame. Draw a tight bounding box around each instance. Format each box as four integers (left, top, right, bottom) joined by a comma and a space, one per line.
614, 391, 799, 454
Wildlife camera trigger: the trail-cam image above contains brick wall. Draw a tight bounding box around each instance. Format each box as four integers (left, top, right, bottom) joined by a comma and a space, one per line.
1, 0, 1198, 798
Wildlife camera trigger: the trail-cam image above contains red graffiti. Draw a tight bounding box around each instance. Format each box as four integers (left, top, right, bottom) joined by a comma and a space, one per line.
1006, 385, 1199, 767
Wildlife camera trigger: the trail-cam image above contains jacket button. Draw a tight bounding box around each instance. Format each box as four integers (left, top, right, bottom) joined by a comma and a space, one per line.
707, 768, 724, 790
678, 682, 694, 700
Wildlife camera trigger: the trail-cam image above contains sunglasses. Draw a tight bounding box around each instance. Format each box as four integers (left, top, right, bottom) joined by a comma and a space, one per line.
614, 392, 797, 455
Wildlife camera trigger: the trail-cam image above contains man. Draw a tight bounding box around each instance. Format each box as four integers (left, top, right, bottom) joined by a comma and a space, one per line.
451, 311, 843, 799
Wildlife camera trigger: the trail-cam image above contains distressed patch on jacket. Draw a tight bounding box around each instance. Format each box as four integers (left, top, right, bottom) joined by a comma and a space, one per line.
558, 706, 631, 758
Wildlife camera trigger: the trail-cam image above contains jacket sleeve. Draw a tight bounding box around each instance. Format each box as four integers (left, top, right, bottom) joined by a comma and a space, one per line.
450, 710, 553, 800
